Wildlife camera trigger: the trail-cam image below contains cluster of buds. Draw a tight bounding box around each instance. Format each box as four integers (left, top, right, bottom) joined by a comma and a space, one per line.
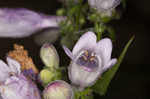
39, 43, 61, 86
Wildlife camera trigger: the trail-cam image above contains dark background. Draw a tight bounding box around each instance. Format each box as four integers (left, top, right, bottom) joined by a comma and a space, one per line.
0, 0, 150, 99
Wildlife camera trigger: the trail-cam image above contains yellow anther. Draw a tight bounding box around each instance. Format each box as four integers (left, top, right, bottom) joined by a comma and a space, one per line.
82, 55, 87, 61
84, 50, 89, 56
90, 56, 95, 61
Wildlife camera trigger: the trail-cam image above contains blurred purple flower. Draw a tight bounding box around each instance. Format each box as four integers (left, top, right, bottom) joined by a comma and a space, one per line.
88, 0, 120, 16
0, 8, 66, 38
63, 31, 117, 89
88, 0, 120, 11
0, 57, 41, 99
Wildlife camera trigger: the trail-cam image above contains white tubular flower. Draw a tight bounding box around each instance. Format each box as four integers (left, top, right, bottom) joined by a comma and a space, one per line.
88, 0, 120, 15
0, 8, 66, 38
63, 31, 117, 89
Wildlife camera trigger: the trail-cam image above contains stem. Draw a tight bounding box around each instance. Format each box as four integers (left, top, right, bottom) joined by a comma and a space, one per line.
75, 3, 82, 31
95, 22, 101, 40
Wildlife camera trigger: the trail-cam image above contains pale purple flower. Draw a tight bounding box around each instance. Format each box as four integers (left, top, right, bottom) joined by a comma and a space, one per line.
0, 8, 66, 38
0, 57, 20, 82
0, 74, 41, 99
0, 57, 41, 99
43, 80, 73, 99
88, 0, 120, 16
63, 31, 117, 89
88, 0, 120, 11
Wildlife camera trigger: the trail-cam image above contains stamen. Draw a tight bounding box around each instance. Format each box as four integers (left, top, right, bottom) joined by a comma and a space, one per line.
84, 50, 89, 56
90, 56, 95, 61
82, 55, 87, 61
76, 50, 99, 71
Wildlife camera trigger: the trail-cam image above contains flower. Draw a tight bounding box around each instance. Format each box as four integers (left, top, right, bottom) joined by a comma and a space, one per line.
0, 8, 66, 38
0, 57, 41, 99
0, 74, 41, 99
40, 43, 59, 68
63, 31, 117, 89
88, 0, 120, 16
8, 44, 39, 81
0, 57, 20, 82
43, 80, 73, 99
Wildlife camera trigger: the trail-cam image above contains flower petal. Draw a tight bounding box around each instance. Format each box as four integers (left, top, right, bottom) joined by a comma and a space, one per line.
41, 16, 66, 28
72, 31, 97, 55
0, 8, 66, 38
0, 60, 10, 82
69, 62, 102, 89
7, 57, 21, 75
102, 58, 117, 72
63, 45, 74, 60
96, 38, 112, 65
0, 74, 41, 99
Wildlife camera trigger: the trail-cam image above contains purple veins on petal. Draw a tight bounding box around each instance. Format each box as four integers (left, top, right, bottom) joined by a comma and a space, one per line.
22, 69, 37, 81
0, 74, 41, 99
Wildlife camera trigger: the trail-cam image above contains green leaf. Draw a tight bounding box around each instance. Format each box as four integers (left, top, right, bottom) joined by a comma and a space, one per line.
74, 88, 93, 99
92, 36, 135, 95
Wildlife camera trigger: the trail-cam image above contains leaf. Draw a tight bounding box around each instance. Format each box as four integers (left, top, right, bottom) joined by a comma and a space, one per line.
74, 88, 93, 99
92, 36, 135, 95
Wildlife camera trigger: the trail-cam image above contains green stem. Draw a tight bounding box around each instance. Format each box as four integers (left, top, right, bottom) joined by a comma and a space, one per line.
75, 3, 82, 31
95, 23, 101, 40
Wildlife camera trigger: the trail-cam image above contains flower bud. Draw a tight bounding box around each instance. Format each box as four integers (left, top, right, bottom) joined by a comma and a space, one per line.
39, 69, 55, 86
43, 80, 73, 99
40, 43, 59, 68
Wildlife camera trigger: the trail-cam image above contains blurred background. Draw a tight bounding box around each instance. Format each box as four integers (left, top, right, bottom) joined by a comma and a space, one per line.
0, 0, 150, 98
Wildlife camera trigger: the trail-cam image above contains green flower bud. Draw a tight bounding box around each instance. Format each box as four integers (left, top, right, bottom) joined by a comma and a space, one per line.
39, 69, 55, 85
43, 80, 73, 99
40, 43, 59, 68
